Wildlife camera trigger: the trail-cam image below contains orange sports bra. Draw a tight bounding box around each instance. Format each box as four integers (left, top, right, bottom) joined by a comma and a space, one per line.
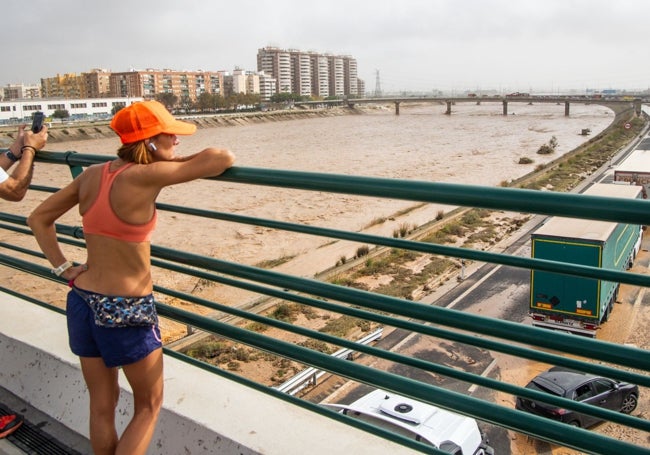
82, 162, 157, 242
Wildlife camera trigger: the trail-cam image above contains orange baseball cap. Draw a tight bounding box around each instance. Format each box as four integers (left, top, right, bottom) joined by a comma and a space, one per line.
110, 100, 197, 144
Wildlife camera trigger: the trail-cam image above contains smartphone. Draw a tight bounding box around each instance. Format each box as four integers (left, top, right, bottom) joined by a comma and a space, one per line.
31, 111, 45, 133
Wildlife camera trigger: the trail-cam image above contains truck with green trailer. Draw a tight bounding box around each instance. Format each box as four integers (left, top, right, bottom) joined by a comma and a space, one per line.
529, 183, 643, 337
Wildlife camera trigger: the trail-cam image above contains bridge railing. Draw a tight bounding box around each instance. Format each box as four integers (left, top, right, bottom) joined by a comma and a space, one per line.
1, 150, 649, 454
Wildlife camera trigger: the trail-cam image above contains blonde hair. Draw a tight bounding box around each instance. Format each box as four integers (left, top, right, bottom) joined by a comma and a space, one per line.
117, 141, 154, 164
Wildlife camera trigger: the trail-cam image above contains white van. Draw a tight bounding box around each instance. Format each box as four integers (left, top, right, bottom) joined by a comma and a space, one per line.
323, 389, 494, 455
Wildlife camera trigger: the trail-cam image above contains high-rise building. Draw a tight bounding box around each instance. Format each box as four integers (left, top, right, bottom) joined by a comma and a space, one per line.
257, 46, 362, 98
327, 55, 345, 97
343, 57, 358, 98
258, 47, 292, 94
290, 50, 312, 97
311, 53, 329, 98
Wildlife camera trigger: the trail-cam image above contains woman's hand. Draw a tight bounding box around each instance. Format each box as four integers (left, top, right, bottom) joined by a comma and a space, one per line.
61, 264, 88, 282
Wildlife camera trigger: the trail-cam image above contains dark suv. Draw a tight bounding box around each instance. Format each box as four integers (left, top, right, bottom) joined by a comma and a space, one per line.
515, 367, 639, 428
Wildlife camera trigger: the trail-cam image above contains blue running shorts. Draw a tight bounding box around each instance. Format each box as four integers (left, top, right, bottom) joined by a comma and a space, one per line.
66, 287, 162, 368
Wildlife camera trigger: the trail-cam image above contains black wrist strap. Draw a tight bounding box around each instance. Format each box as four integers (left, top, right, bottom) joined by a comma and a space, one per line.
5, 150, 19, 162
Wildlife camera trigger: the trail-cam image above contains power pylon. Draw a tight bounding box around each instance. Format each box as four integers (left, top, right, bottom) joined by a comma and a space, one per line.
374, 69, 382, 97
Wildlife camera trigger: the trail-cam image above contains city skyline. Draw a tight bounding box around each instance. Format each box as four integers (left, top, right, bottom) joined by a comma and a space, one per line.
2, 0, 650, 94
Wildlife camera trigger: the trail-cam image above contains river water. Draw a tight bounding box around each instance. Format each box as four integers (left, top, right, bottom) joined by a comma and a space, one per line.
27, 102, 614, 302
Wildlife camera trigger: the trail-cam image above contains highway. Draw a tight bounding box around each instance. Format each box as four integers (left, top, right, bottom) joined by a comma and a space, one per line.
315, 129, 650, 454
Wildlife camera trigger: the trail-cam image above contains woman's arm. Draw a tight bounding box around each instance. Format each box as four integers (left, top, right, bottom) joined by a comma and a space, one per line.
27, 179, 86, 280
0, 148, 37, 201
141, 147, 235, 188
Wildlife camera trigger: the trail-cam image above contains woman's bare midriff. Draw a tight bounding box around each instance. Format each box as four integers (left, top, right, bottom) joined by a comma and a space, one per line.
73, 234, 153, 297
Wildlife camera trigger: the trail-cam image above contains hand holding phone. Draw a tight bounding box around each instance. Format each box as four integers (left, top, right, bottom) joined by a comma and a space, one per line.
31, 112, 45, 133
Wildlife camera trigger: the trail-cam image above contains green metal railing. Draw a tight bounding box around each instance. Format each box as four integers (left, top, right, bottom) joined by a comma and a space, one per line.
1, 149, 650, 454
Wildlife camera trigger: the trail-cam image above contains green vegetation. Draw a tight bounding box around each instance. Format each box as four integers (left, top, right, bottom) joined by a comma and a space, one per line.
318, 315, 371, 337
255, 255, 296, 269
392, 222, 414, 238
52, 109, 70, 120
355, 245, 370, 258
183, 109, 648, 384
523, 116, 645, 192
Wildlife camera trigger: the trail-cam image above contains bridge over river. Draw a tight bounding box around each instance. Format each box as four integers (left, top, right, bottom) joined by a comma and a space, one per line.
296, 95, 643, 116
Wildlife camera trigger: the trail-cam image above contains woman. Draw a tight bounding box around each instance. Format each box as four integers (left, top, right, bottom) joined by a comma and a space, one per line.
28, 101, 235, 455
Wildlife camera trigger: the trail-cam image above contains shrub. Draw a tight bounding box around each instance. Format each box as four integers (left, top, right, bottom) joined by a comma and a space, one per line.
269, 303, 297, 322
518, 157, 534, 164
355, 245, 370, 258
246, 322, 268, 332
399, 222, 411, 237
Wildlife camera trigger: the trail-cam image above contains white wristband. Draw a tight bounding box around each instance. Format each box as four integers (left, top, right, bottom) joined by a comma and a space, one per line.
51, 261, 73, 277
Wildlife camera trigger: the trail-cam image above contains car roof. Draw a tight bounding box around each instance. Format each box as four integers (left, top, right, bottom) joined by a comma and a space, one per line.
324, 389, 483, 452
531, 368, 601, 395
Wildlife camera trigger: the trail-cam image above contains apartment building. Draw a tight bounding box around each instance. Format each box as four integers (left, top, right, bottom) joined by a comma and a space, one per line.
344, 57, 358, 98
290, 51, 312, 97
108, 69, 225, 103
84, 69, 112, 97
257, 46, 362, 98
311, 54, 330, 98
258, 72, 277, 101
41, 73, 85, 99
258, 47, 292, 94
1, 83, 40, 100
41, 69, 115, 99
327, 55, 345, 97
230, 69, 246, 95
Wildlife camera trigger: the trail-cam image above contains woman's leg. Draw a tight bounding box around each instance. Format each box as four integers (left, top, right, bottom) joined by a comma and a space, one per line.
115, 348, 164, 455
80, 356, 120, 455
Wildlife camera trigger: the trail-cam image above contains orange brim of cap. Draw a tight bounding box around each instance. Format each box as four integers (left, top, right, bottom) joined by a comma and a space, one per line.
161, 119, 197, 136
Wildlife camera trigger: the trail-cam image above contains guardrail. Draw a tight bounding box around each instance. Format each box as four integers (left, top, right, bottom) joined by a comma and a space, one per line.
1, 149, 650, 454
275, 328, 384, 395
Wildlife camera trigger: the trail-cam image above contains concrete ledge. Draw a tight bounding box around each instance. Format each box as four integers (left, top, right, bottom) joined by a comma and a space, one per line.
0, 291, 413, 454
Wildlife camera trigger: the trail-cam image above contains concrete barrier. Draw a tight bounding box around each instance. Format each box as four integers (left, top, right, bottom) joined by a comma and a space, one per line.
0, 291, 413, 454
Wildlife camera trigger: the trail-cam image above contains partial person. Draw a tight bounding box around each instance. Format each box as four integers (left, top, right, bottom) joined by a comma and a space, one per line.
0, 124, 48, 201
0, 123, 48, 439
28, 101, 235, 455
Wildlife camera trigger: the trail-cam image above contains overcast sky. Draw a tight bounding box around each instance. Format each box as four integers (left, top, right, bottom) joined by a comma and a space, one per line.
3, 0, 649, 94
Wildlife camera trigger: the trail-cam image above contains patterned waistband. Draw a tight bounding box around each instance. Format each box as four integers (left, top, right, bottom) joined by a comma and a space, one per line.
71, 285, 154, 305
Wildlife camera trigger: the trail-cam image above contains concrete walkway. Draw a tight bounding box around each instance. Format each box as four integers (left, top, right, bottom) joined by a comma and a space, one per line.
0, 384, 91, 455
